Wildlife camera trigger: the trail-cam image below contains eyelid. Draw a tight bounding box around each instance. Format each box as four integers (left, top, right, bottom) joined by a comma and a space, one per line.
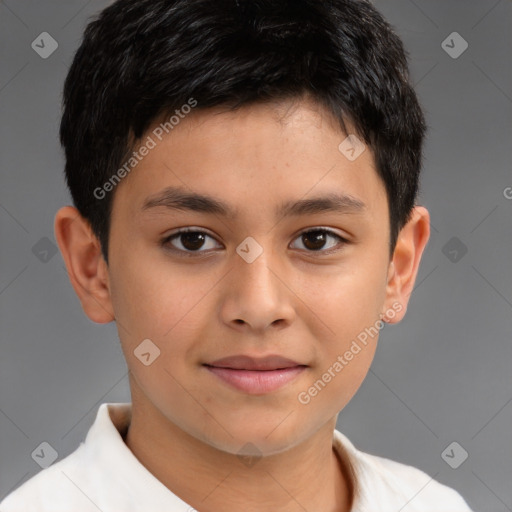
294, 226, 349, 241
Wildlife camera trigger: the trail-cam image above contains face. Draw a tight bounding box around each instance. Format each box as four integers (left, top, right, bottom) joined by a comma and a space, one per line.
104, 98, 397, 455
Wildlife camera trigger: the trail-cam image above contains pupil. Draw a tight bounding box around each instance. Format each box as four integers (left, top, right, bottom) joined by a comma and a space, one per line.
303, 231, 326, 250
182, 232, 205, 251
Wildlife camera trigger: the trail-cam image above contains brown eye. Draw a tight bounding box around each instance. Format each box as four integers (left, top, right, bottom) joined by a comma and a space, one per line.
291, 228, 347, 254
177, 231, 206, 251
302, 230, 328, 250
162, 229, 221, 254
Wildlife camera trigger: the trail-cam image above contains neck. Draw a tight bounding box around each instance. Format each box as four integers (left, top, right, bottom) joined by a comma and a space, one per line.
124, 383, 353, 512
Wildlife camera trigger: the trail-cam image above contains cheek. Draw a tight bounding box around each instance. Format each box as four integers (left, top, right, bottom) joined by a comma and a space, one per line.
109, 255, 219, 369
295, 261, 385, 406
302, 261, 386, 342
110, 253, 191, 334
297, 279, 382, 414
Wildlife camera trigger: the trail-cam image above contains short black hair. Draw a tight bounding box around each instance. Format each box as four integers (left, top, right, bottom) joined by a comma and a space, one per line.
60, 0, 426, 262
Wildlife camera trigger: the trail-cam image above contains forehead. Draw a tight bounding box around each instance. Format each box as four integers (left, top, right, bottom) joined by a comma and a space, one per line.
112, 98, 386, 221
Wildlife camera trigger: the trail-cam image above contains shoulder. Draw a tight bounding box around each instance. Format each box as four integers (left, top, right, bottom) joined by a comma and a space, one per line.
366, 453, 472, 510
333, 430, 473, 511
0, 443, 98, 512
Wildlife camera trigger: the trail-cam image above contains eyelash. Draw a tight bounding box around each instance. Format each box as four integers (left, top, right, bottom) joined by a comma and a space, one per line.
161, 227, 348, 258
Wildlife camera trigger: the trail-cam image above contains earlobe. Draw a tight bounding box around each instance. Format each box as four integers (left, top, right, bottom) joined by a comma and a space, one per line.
382, 206, 430, 324
54, 206, 114, 324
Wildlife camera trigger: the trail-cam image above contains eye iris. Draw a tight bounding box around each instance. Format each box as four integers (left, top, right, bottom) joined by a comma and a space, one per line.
303, 230, 327, 251
181, 232, 206, 251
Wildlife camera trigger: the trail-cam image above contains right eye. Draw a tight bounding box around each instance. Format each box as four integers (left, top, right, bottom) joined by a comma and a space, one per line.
161, 228, 223, 256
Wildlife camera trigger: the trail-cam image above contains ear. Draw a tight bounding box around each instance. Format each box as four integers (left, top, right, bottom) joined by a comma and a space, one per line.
54, 206, 114, 324
381, 206, 430, 324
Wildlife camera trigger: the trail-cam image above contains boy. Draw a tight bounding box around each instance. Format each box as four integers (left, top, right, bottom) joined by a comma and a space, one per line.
0, 0, 474, 510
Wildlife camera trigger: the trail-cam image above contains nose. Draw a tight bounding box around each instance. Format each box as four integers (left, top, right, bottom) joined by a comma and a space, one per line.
219, 243, 296, 334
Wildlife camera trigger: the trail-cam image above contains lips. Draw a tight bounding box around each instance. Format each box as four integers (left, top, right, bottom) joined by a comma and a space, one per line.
203, 355, 308, 394
205, 354, 304, 371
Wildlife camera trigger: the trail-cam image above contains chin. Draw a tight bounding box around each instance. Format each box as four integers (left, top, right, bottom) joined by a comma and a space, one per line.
194, 419, 312, 458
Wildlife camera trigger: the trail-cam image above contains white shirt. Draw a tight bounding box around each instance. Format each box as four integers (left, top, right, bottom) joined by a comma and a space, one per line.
0, 402, 473, 511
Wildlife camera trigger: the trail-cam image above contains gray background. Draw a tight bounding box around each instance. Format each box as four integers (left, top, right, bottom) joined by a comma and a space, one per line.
0, 1, 511, 510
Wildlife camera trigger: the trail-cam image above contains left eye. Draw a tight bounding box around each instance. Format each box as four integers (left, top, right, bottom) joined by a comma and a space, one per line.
162, 228, 347, 255
290, 228, 347, 253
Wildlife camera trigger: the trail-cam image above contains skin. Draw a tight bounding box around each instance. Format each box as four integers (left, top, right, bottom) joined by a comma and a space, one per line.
55, 96, 430, 512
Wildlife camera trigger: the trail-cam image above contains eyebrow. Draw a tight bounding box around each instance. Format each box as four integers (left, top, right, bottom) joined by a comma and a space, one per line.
141, 186, 366, 219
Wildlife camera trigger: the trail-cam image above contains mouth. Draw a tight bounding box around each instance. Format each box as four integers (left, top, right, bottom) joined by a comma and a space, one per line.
203, 355, 308, 395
